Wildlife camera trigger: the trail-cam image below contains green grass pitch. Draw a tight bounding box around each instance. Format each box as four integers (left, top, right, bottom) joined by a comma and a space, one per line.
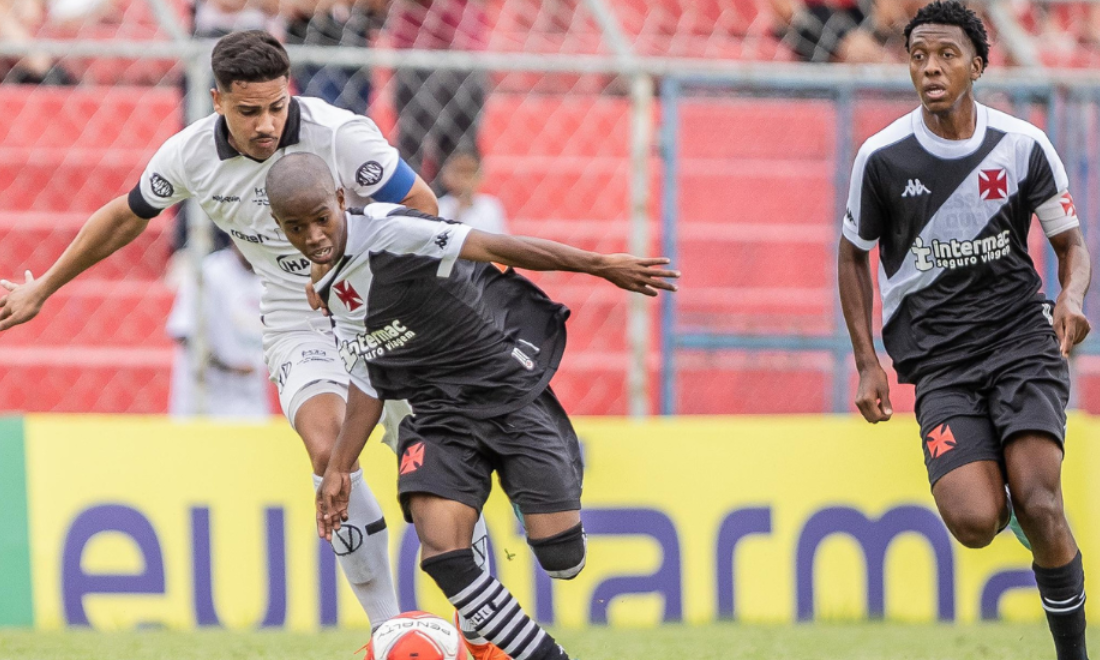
1, 623, 1094, 659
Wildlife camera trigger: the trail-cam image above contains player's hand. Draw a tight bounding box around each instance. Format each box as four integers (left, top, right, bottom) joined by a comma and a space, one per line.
0, 270, 44, 332
596, 255, 680, 297
305, 281, 330, 317
1053, 296, 1090, 357
316, 469, 351, 541
855, 365, 893, 423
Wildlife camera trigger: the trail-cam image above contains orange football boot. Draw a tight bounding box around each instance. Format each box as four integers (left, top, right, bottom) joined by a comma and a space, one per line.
453, 610, 512, 660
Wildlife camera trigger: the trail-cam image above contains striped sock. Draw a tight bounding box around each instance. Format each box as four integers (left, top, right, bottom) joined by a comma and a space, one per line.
1034, 551, 1088, 660
422, 549, 569, 660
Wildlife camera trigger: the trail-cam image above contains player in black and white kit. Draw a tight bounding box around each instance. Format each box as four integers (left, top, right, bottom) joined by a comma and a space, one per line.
839, 3, 1091, 658
0, 31, 438, 632
265, 153, 679, 660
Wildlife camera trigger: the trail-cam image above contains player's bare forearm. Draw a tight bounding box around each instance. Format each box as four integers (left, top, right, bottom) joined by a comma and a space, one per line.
1049, 228, 1092, 354
838, 237, 880, 371
0, 196, 147, 331
43, 196, 149, 297
400, 175, 439, 216
460, 231, 680, 296
1050, 228, 1091, 307
326, 383, 383, 474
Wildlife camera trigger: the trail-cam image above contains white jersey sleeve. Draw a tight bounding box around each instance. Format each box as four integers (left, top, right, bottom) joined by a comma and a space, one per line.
333, 118, 410, 203
368, 211, 473, 277
129, 131, 192, 218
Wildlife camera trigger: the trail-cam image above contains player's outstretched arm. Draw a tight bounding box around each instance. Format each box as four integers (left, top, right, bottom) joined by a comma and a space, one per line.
838, 237, 892, 423
0, 196, 149, 331
317, 383, 383, 541
1049, 227, 1092, 357
459, 230, 680, 297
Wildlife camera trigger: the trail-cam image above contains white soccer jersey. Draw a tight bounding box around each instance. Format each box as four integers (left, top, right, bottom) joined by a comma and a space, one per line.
129, 96, 416, 335
841, 103, 1078, 382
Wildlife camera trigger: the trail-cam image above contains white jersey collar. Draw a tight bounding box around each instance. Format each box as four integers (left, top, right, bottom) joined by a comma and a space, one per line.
912, 102, 988, 159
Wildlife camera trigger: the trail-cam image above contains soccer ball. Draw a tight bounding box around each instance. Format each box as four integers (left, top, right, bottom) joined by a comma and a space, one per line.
360, 611, 465, 660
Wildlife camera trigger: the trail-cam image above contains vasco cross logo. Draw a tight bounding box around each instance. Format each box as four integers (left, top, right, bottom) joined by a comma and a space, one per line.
150, 173, 174, 198
356, 161, 384, 187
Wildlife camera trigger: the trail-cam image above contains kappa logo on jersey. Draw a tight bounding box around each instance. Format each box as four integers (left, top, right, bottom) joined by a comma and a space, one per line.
434, 229, 452, 250
910, 229, 1012, 272
901, 179, 931, 197
1061, 192, 1077, 217
333, 281, 363, 311
150, 173, 174, 198
276, 253, 311, 276
399, 442, 425, 475
338, 320, 417, 368
978, 168, 1008, 201
356, 161, 384, 187
1042, 302, 1055, 326
925, 423, 957, 459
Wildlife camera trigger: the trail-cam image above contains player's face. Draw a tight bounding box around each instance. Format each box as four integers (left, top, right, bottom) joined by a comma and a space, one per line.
908, 24, 982, 114
276, 188, 348, 266
212, 77, 290, 161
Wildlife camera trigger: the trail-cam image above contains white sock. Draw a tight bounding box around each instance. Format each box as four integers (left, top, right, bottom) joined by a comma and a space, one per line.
456, 513, 492, 645
313, 470, 400, 629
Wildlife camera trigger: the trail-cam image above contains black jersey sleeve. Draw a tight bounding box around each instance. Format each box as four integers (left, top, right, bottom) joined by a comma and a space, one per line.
841, 148, 888, 250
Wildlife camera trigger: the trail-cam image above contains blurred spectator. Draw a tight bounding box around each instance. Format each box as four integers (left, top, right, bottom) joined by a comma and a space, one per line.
438, 149, 507, 234
167, 243, 272, 418
387, 0, 488, 185
0, 0, 75, 83
284, 0, 384, 115
192, 0, 282, 39
772, 0, 904, 63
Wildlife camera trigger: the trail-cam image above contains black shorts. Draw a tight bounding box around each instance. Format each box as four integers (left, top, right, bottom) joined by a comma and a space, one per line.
394, 387, 584, 522
914, 332, 1069, 487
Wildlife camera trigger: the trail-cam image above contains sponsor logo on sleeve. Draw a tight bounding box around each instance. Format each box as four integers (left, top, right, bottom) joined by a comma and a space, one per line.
150, 173, 174, 198
434, 229, 452, 250
356, 161, 384, 187
1061, 192, 1077, 217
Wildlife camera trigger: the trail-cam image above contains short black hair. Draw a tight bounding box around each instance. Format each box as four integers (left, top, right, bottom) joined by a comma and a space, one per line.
211, 30, 290, 91
904, 0, 990, 71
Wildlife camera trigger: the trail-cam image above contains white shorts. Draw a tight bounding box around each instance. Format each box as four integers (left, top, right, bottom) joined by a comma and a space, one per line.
263, 327, 409, 451
264, 328, 348, 429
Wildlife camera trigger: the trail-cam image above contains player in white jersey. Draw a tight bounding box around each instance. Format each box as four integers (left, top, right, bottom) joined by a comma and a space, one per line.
0, 30, 442, 634
838, 4, 1091, 659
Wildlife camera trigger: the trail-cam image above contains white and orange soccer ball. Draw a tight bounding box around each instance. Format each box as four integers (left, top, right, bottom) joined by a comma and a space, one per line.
359, 611, 465, 660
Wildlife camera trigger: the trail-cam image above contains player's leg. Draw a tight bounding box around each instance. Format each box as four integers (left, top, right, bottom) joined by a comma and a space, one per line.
930, 458, 1008, 548
269, 335, 399, 630
994, 340, 1084, 660
412, 495, 571, 660
1004, 433, 1086, 660
494, 388, 587, 580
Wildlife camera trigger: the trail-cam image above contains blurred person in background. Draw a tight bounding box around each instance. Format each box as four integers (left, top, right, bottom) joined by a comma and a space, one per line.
773, 0, 926, 62
839, 3, 1091, 659
438, 149, 507, 234
192, 0, 283, 38
386, 0, 488, 186
167, 242, 271, 418
284, 0, 384, 116
0, 0, 75, 83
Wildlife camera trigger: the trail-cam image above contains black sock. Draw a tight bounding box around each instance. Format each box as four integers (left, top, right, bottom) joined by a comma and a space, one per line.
1034, 551, 1088, 660
421, 548, 570, 660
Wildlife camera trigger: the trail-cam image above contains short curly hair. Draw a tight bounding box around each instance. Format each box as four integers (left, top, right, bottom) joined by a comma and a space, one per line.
904, 0, 990, 71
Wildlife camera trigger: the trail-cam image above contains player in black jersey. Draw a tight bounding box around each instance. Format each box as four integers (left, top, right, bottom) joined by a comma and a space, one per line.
839, 3, 1091, 658
266, 152, 679, 660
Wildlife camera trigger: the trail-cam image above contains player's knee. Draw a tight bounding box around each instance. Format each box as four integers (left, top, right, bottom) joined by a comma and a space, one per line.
1012, 486, 1065, 530
528, 523, 586, 580
943, 510, 1000, 549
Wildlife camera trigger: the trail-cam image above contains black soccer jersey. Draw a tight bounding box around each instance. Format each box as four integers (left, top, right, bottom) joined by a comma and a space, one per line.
317, 205, 570, 417
842, 104, 1079, 383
